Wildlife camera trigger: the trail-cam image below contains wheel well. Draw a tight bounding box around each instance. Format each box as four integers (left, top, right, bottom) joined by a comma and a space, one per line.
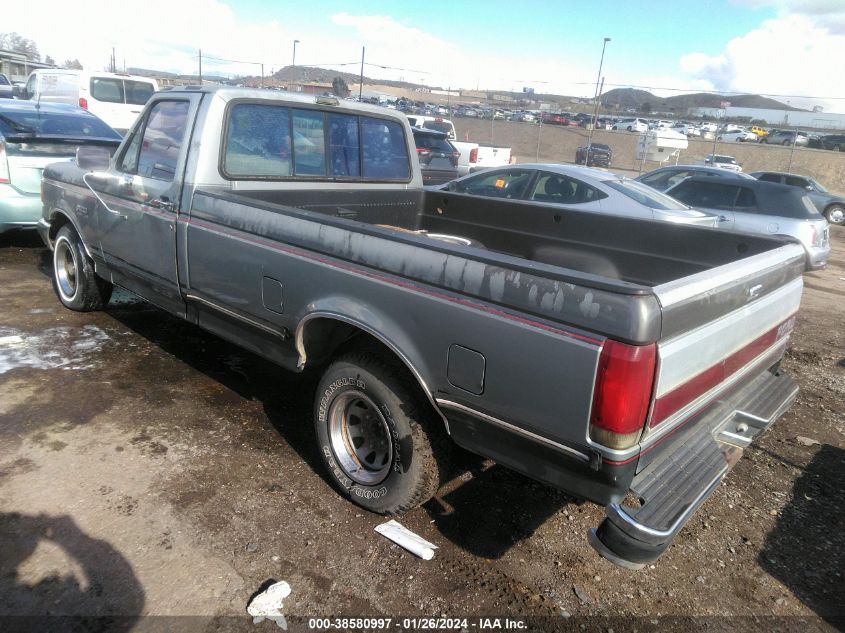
47, 212, 71, 244
296, 316, 449, 431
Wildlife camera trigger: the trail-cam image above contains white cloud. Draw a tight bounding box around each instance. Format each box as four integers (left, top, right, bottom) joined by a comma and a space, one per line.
680, 13, 845, 111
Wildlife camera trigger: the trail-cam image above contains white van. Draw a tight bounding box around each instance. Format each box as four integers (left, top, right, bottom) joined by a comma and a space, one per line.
22, 70, 158, 134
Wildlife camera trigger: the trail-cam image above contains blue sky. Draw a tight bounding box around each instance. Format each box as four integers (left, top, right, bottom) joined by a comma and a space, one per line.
6, 0, 845, 110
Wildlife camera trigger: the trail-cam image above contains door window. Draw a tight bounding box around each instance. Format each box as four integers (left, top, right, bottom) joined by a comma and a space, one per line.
119, 100, 190, 181
757, 173, 781, 183
530, 173, 605, 204
734, 187, 758, 212
453, 169, 532, 199
670, 181, 739, 210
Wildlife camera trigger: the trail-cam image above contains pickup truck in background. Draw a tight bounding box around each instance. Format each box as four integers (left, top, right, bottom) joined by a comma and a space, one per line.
39, 87, 805, 568
406, 114, 513, 176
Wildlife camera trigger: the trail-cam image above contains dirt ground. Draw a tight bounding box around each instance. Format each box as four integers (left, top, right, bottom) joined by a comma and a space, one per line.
0, 225, 843, 633
454, 118, 845, 187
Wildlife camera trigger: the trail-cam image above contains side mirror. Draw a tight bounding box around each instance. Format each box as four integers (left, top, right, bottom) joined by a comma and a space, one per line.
77, 146, 112, 172
447, 182, 457, 192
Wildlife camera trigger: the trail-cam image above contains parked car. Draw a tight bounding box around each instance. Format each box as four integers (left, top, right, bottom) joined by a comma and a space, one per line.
665, 177, 830, 269
612, 118, 648, 132
717, 129, 757, 142
0, 100, 122, 234
411, 127, 459, 186
439, 164, 717, 226
750, 171, 845, 225
21, 69, 158, 134
699, 122, 718, 133
0, 73, 13, 99
636, 165, 754, 192
38, 86, 806, 570
704, 154, 742, 171
541, 112, 572, 126
575, 143, 612, 167
672, 123, 700, 137
405, 115, 512, 176
820, 134, 845, 151
749, 125, 769, 138
760, 130, 808, 146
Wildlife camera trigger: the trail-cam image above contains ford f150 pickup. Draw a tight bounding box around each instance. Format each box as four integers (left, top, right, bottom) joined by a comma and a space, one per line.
38, 87, 805, 568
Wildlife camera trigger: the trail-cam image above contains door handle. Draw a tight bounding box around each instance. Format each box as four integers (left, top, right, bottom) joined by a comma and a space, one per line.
148, 197, 175, 212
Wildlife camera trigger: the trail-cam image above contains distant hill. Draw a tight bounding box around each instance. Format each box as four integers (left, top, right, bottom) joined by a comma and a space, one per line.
601, 87, 805, 113
268, 65, 442, 91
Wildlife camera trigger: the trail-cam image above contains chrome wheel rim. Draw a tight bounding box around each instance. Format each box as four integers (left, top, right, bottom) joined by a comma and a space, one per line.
828, 207, 845, 225
54, 237, 79, 301
327, 390, 393, 486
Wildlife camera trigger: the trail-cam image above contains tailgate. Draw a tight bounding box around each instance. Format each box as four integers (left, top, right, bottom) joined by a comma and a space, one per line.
476, 145, 512, 167
641, 242, 805, 469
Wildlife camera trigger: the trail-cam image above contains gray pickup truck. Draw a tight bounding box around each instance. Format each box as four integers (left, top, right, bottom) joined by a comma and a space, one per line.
38, 87, 805, 569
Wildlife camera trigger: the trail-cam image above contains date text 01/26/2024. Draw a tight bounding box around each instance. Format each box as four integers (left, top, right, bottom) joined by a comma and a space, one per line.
307, 617, 528, 630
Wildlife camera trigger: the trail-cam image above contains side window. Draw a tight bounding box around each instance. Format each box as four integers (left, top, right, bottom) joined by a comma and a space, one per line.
531, 173, 605, 204
118, 127, 143, 174
455, 170, 532, 199
90, 78, 125, 104
25, 74, 36, 99
734, 187, 758, 212
328, 113, 360, 177
124, 80, 155, 106
224, 103, 292, 177
784, 175, 808, 188
641, 170, 682, 191
361, 118, 409, 180
134, 100, 190, 181
671, 181, 738, 210
758, 173, 781, 183
292, 109, 326, 176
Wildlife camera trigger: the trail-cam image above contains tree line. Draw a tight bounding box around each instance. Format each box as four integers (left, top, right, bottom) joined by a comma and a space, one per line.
1, 32, 82, 70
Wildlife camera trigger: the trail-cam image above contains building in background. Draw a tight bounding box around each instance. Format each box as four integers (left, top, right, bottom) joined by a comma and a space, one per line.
0, 49, 53, 82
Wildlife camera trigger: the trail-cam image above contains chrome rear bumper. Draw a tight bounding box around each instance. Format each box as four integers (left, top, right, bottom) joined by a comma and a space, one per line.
590, 369, 798, 569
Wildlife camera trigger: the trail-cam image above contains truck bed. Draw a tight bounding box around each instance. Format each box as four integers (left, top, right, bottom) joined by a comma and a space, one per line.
228, 187, 787, 288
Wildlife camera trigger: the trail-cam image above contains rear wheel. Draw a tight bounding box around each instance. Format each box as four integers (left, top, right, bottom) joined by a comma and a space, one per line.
52, 224, 112, 311
825, 205, 845, 225
314, 350, 447, 514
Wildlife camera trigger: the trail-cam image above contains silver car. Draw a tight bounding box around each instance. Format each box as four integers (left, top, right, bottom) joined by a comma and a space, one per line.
666, 176, 830, 270
441, 164, 718, 226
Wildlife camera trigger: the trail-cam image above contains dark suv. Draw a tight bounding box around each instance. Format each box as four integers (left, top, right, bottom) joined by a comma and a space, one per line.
575, 143, 612, 167
411, 127, 459, 186
751, 171, 845, 225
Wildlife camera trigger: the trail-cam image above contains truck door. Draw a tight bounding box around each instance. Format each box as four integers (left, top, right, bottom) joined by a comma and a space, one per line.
94, 94, 201, 315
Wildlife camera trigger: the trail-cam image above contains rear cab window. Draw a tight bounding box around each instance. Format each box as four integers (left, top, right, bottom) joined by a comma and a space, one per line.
222, 101, 410, 182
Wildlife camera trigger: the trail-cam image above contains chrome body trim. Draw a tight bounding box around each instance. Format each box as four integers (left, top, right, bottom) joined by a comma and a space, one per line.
184, 293, 288, 339
436, 398, 591, 464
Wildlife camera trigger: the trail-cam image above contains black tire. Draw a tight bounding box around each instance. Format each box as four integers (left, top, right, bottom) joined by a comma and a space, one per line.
314, 350, 447, 514
626, 126, 633, 132
52, 224, 112, 311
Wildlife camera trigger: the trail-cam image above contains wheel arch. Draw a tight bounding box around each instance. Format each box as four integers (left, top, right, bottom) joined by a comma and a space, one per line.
46, 209, 95, 260
295, 310, 450, 433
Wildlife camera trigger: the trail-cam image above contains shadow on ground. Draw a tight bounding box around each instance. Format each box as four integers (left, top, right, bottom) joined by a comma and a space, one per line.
759, 443, 845, 626
0, 512, 144, 630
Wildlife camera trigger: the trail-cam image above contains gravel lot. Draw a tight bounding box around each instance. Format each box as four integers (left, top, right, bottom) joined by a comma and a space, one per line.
0, 226, 842, 632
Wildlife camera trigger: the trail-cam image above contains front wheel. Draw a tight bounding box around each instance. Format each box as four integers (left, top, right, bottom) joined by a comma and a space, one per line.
825, 205, 845, 225
314, 350, 447, 514
53, 224, 112, 311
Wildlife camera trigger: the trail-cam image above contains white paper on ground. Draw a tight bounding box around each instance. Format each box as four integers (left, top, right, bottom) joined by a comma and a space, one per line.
247, 580, 291, 629
374, 519, 438, 560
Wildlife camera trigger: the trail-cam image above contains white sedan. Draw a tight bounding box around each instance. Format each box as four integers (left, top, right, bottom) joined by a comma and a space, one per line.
717, 130, 757, 142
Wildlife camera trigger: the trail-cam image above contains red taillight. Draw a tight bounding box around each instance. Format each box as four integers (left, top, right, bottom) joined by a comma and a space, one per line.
450, 150, 460, 167
589, 340, 657, 450
469, 147, 478, 164
0, 142, 9, 184
79, 97, 88, 109
416, 148, 431, 155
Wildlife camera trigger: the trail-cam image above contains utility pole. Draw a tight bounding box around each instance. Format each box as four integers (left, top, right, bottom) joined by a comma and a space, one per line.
110, 47, 116, 72
292, 39, 299, 67
586, 77, 604, 162
198, 49, 202, 84
359, 46, 365, 101
261, 63, 264, 88
586, 37, 610, 164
